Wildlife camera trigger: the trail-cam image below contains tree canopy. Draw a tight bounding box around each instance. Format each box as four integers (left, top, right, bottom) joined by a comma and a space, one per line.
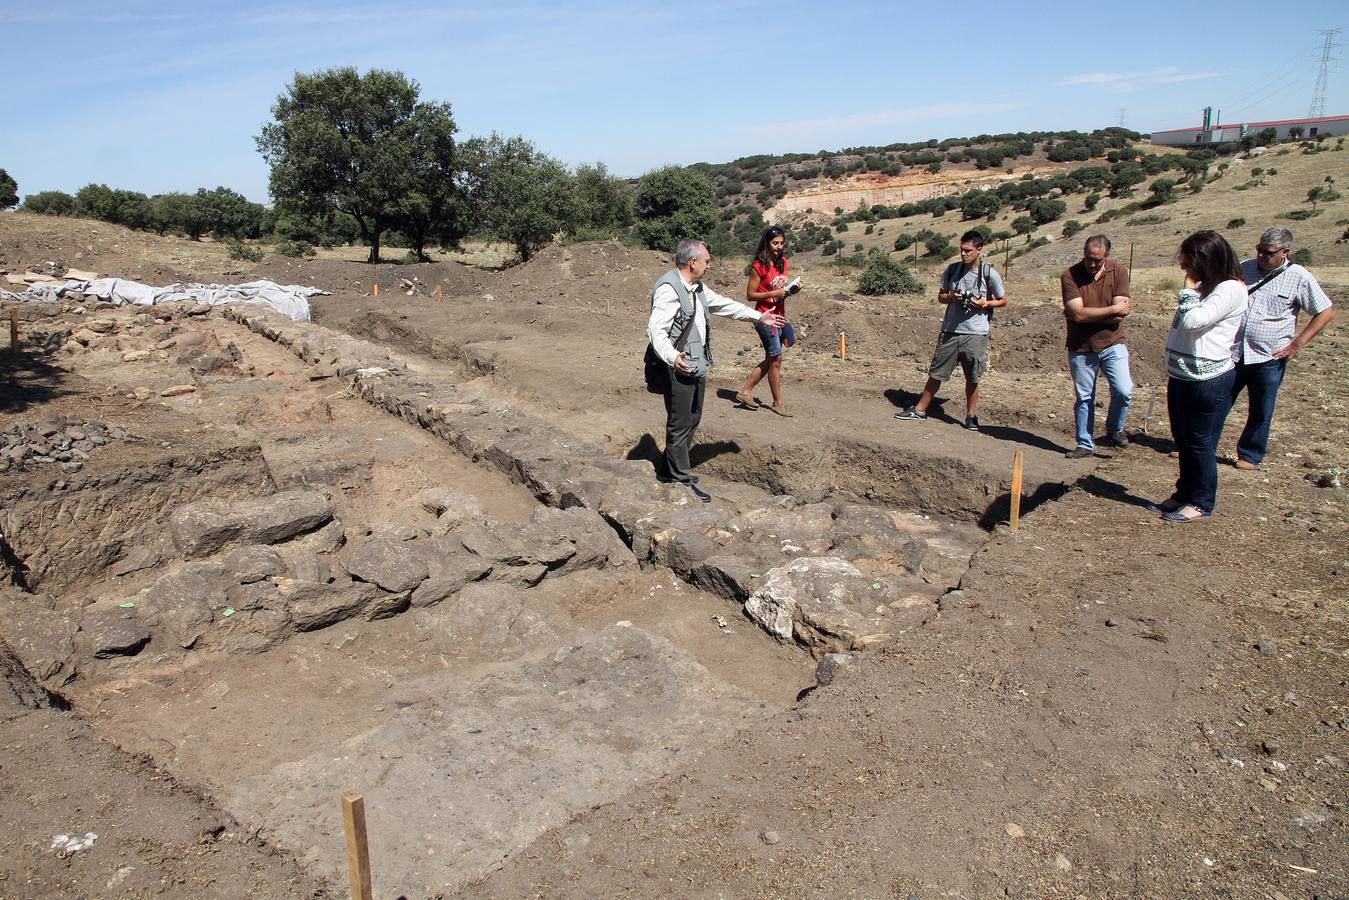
634, 166, 718, 253
257, 67, 462, 262
0, 169, 17, 209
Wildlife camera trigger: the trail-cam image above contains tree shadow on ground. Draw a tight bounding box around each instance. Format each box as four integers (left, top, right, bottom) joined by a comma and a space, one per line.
0, 350, 74, 414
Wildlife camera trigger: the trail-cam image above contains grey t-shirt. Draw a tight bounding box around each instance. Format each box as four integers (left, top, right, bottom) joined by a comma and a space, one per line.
939, 262, 1005, 335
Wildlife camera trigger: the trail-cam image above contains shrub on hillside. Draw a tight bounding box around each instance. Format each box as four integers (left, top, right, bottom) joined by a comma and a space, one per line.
1062, 220, 1084, 239
856, 255, 923, 295
1291, 249, 1312, 265
225, 239, 265, 262
275, 239, 316, 258
21, 190, 77, 216
1227, 218, 1245, 229
1084, 193, 1101, 210
923, 233, 952, 257
893, 233, 915, 251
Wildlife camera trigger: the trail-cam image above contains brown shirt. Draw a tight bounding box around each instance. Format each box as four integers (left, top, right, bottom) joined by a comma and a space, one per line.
1061, 259, 1129, 352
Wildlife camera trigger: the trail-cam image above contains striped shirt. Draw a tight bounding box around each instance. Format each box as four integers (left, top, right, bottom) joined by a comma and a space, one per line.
1238, 260, 1333, 364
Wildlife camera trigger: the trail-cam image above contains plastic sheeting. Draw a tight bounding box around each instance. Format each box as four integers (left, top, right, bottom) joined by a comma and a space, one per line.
0, 278, 325, 321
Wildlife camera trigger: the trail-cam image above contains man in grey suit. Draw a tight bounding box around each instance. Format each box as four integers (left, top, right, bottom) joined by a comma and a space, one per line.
647, 238, 784, 502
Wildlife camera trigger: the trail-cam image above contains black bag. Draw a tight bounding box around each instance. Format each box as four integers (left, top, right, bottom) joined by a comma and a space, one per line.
643, 298, 697, 394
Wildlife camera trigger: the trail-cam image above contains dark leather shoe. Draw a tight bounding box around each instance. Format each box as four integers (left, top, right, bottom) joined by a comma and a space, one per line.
689, 484, 712, 503
1065, 447, 1093, 459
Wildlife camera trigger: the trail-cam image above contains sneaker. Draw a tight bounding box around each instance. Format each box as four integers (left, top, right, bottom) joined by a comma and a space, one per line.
1065, 446, 1093, 459
689, 483, 712, 503
964, 416, 980, 432
894, 407, 927, 421
768, 404, 794, 417
1103, 431, 1129, 449
733, 392, 756, 409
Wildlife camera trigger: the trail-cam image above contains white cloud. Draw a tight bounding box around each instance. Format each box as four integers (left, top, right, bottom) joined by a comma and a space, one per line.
1059, 66, 1227, 92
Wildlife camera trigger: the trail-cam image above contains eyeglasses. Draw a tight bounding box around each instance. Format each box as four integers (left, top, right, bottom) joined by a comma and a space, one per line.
1255, 246, 1288, 256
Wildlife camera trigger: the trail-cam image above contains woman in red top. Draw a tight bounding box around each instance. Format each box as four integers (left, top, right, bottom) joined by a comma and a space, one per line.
735, 226, 800, 416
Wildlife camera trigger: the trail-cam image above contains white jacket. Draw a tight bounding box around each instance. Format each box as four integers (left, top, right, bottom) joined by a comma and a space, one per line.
1165, 279, 1248, 380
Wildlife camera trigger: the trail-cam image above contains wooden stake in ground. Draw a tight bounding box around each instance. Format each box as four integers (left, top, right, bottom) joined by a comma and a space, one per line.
341, 790, 373, 900
9, 308, 18, 351
839, 331, 847, 362
1128, 242, 1134, 279
1010, 450, 1025, 530
434, 284, 443, 303
372, 283, 380, 298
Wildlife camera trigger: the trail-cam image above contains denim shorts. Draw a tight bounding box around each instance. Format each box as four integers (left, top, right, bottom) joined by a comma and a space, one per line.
754, 320, 796, 358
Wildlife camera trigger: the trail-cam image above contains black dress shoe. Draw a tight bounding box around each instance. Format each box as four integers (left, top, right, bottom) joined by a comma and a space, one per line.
658, 475, 699, 484
689, 483, 712, 503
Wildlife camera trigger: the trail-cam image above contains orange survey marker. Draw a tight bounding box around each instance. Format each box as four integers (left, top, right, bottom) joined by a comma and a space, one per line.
434, 285, 443, 302
1010, 450, 1025, 530
372, 283, 380, 298
839, 332, 847, 362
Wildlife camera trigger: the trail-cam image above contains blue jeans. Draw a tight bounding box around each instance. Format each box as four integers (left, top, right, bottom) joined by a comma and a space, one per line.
1230, 359, 1287, 465
1069, 343, 1133, 450
1167, 369, 1236, 514
754, 320, 796, 358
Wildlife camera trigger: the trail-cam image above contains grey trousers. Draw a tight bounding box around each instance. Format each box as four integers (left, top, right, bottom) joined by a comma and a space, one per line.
662, 371, 705, 483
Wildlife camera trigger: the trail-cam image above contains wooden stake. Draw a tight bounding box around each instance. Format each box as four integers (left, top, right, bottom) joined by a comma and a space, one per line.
839, 331, 847, 362
1010, 450, 1025, 531
341, 790, 373, 900
1128, 242, 1134, 279
434, 285, 443, 303
9, 308, 18, 350
372, 283, 380, 298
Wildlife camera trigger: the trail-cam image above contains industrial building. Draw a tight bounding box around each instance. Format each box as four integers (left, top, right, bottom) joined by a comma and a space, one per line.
1150, 110, 1349, 146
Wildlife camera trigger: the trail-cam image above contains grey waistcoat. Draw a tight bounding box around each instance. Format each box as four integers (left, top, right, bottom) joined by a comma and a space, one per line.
654, 269, 712, 375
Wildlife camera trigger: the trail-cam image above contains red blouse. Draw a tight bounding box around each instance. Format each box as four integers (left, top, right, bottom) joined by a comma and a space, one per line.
751, 257, 790, 315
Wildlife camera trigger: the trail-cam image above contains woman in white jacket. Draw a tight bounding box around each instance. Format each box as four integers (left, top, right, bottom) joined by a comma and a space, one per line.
1150, 230, 1248, 522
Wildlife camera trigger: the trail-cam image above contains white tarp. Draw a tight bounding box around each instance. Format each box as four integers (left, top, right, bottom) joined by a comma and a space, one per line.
0, 278, 324, 321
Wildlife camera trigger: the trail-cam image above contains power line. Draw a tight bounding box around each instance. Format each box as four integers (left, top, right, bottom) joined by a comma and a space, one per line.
1309, 28, 1341, 117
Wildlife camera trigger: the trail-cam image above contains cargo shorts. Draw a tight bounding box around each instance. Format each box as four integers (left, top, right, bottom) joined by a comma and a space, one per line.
927, 331, 989, 383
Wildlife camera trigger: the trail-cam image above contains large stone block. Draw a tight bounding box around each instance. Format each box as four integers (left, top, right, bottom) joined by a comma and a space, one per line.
344, 537, 430, 593
170, 490, 333, 558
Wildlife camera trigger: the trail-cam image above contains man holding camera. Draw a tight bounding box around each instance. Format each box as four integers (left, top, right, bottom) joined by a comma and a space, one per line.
1061, 234, 1133, 459
894, 230, 1007, 431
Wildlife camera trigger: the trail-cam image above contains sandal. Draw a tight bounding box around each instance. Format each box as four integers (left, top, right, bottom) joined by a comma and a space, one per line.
1161, 504, 1211, 522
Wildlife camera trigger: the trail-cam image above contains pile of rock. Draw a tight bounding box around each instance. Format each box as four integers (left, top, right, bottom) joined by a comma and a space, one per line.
0, 414, 124, 474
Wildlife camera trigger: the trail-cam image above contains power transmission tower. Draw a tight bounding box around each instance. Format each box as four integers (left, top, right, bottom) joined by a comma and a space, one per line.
1117, 108, 1127, 128
1309, 28, 1340, 118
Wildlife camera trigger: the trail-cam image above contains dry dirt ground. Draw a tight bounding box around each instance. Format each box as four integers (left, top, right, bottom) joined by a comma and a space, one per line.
1, 199, 1346, 900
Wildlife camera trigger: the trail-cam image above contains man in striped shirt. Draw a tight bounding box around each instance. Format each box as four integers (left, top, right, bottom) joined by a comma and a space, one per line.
1231, 227, 1335, 470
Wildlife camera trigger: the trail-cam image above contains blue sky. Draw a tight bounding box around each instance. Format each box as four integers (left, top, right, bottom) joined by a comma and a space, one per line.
4, 0, 1346, 202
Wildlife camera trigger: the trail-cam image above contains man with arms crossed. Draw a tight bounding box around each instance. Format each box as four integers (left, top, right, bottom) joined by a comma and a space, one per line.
1230, 227, 1335, 469
894, 230, 1007, 431
648, 238, 784, 502
1061, 234, 1133, 459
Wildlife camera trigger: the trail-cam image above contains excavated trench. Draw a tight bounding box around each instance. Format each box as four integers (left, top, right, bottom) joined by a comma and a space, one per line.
0, 299, 1016, 896
319, 303, 1073, 526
